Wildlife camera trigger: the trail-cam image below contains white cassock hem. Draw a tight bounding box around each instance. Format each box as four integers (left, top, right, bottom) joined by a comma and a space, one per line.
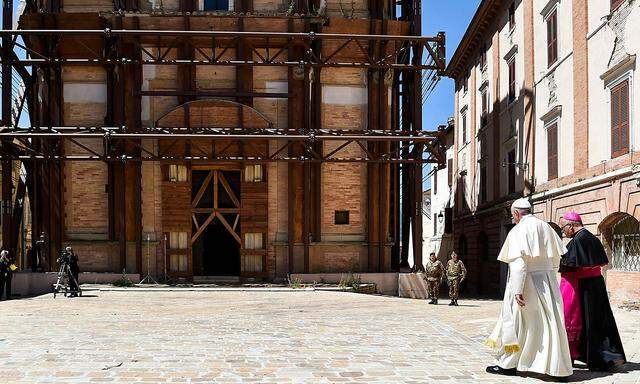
486, 265, 573, 378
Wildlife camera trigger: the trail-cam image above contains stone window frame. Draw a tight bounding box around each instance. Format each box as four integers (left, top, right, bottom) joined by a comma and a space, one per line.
540, 106, 563, 181
460, 105, 469, 147
604, 65, 634, 159
545, 118, 560, 181
544, 6, 559, 68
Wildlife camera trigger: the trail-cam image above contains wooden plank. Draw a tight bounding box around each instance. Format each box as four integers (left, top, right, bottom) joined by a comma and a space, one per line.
218, 172, 240, 208
216, 211, 242, 246
191, 170, 213, 207
213, 170, 218, 209
191, 211, 216, 244
192, 214, 199, 231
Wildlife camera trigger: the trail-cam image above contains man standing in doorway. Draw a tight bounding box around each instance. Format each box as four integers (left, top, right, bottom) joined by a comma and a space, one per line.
559, 212, 626, 371
485, 198, 572, 380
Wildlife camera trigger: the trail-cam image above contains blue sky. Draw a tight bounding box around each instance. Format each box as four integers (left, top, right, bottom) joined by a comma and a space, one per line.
422, 0, 481, 188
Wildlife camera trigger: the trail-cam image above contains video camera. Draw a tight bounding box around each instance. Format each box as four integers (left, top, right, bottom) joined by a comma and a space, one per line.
57, 248, 74, 266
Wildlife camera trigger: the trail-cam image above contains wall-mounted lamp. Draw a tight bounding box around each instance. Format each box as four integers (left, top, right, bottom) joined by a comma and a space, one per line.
501, 161, 529, 171
437, 211, 444, 223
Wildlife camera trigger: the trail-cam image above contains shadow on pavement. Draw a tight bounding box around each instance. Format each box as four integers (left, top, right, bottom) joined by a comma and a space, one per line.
518, 361, 640, 382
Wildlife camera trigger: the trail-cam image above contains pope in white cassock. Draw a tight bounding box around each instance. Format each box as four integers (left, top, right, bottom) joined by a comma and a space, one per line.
485, 198, 573, 380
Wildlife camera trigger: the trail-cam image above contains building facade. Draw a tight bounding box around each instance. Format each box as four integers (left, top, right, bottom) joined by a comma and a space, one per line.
446, 0, 640, 301
1, 0, 446, 282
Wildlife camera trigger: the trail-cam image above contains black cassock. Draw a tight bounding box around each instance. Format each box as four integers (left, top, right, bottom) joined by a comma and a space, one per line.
560, 229, 626, 370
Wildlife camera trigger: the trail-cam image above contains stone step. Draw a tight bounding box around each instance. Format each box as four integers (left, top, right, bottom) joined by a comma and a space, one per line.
192, 275, 240, 284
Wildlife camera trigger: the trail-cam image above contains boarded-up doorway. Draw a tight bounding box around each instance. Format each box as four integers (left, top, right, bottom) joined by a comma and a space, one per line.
191, 169, 242, 276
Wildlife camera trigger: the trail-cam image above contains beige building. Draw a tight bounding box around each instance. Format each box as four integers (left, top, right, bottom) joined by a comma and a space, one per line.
445, 0, 640, 301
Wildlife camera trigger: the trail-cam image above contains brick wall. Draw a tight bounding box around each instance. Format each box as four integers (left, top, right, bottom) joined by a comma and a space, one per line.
605, 270, 640, 304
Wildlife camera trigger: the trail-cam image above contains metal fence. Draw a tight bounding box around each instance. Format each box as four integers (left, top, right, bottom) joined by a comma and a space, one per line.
611, 233, 640, 272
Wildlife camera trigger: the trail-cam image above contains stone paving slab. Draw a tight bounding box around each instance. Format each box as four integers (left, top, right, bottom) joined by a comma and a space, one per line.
0, 291, 637, 383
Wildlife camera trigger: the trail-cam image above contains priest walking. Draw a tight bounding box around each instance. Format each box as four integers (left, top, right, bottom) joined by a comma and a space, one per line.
559, 212, 626, 371
485, 198, 572, 380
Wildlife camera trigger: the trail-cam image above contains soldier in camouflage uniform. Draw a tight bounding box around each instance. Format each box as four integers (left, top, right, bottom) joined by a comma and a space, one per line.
424, 252, 444, 304
446, 251, 467, 306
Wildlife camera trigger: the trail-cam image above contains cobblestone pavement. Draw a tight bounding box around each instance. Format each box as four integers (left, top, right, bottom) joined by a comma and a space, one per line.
0, 291, 638, 383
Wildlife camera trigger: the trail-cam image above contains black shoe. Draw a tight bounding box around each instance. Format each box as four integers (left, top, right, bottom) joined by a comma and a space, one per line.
434, 299, 438, 305
485, 366, 517, 376
449, 300, 455, 306
454, 300, 459, 306
552, 376, 569, 382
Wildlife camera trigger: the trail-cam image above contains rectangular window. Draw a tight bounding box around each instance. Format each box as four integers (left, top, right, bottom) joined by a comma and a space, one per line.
434, 216, 438, 235
244, 233, 264, 250
244, 164, 264, 182
611, 79, 630, 158
611, 0, 625, 12
480, 44, 487, 70
547, 123, 559, 180
508, 149, 516, 193
169, 164, 188, 182
169, 232, 188, 249
509, 3, 516, 30
508, 59, 516, 103
335, 210, 350, 225
204, 0, 230, 11
461, 113, 467, 144
170, 254, 188, 272
463, 73, 468, 93
459, 174, 467, 208
480, 163, 487, 203
444, 208, 453, 233
433, 169, 438, 195
481, 90, 488, 127
447, 159, 453, 186
547, 10, 558, 67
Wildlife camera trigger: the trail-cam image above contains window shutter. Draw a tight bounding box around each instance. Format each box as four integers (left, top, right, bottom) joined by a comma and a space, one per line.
611, 0, 625, 12
508, 60, 516, 102
611, 80, 629, 158
447, 159, 453, 186
547, 123, 558, 180
547, 10, 558, 67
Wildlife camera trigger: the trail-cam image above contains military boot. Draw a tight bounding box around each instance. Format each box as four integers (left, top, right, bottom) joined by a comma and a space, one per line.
449, 300, 455, 306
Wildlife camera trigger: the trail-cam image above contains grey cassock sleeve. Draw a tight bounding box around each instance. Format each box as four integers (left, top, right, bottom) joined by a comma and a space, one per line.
509, 257, 527, 295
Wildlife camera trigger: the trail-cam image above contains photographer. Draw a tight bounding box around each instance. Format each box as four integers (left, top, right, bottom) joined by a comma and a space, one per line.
62, 246, 80, 297
0, 249, 15, 300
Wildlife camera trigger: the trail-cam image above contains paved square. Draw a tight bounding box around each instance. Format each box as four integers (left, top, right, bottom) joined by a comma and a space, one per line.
0, 291, 638, 383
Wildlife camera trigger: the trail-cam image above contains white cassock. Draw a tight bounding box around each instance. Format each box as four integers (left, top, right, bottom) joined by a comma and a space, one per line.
486, 214, 573, 377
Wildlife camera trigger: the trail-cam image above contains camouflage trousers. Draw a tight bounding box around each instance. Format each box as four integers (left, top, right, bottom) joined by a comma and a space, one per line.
448, 278, 461, 300
426, 279, 440, 299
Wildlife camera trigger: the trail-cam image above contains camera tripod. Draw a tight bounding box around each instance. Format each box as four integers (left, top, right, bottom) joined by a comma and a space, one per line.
53, 261, 82, 298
